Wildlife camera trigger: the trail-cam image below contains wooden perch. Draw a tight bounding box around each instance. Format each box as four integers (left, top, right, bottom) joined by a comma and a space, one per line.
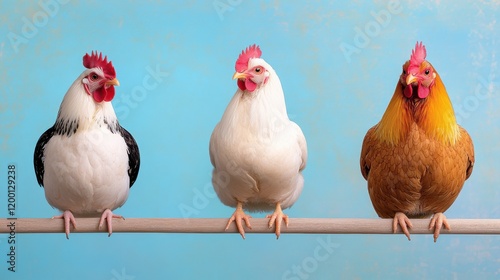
1, 218, 500, 235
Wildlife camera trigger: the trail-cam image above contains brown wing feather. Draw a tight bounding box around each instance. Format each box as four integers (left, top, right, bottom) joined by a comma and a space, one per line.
360, 123, 474, 219
360, 126, 376, 180
460, 125, 475, 180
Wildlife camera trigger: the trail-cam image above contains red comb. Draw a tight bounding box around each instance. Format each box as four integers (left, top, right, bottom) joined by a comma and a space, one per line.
83, 51, 116, 78
408, 42, 426, 73
235, 44, 262, 72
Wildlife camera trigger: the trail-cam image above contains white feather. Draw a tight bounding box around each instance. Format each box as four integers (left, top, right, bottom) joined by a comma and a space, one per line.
210, 58, 307, 212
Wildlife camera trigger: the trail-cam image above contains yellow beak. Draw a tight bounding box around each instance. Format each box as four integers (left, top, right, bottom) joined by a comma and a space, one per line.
232, 72, 247, 80
406, 74, 417, 85
105, 78, 120, 86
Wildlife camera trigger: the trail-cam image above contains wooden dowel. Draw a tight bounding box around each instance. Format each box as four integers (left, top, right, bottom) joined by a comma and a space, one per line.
1, 218, 500, 235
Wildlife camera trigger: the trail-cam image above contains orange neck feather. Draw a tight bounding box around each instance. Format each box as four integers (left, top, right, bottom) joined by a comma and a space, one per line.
375, 73, 459, 145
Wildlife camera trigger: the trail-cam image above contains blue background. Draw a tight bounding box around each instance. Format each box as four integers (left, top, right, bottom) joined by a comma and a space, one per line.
1, 1, 499, 279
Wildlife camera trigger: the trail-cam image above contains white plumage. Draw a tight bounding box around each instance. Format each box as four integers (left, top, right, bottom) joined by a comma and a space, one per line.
210, 45, 307, 238
43, 130, 129, 215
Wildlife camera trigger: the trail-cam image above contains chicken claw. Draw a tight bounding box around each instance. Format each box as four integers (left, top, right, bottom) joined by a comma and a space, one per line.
266, 203, 289, 239
226, 202, 252, 239
393, 212, 413, 241
429, 212, 450, 242
53, 210, 77, 239
98, 209, 124, 237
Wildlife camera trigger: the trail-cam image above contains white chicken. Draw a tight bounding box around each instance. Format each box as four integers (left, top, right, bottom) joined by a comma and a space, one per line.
34, 51, 140, 239
209, 45, 307, 239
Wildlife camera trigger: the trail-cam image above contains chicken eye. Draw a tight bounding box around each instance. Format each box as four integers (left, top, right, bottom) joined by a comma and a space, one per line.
403, 70, 407, 75
89, 73, 99, 81
254, 67, 261, 73
424, 69, 430, 75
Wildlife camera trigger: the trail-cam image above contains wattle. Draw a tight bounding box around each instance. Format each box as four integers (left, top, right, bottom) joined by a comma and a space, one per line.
92, 86, 115, 103
404, 84, 413, 98
404, 83, 429, 99
417, 84, 429, 99
237, 79, 246, 91
236, 79, 257, 92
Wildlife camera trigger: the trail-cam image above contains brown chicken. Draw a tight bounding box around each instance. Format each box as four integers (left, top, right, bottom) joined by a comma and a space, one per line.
360, 42, 475, 242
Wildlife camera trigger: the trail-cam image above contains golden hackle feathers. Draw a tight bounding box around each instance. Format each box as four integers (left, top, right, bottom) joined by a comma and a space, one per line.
375, 70, 459, 145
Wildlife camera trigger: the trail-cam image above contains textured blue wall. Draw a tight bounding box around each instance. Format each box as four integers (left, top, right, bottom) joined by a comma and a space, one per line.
0, 1, 499, 279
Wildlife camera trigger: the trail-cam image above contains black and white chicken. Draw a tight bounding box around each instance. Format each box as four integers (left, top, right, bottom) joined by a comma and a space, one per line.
34, 51, 140, 239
